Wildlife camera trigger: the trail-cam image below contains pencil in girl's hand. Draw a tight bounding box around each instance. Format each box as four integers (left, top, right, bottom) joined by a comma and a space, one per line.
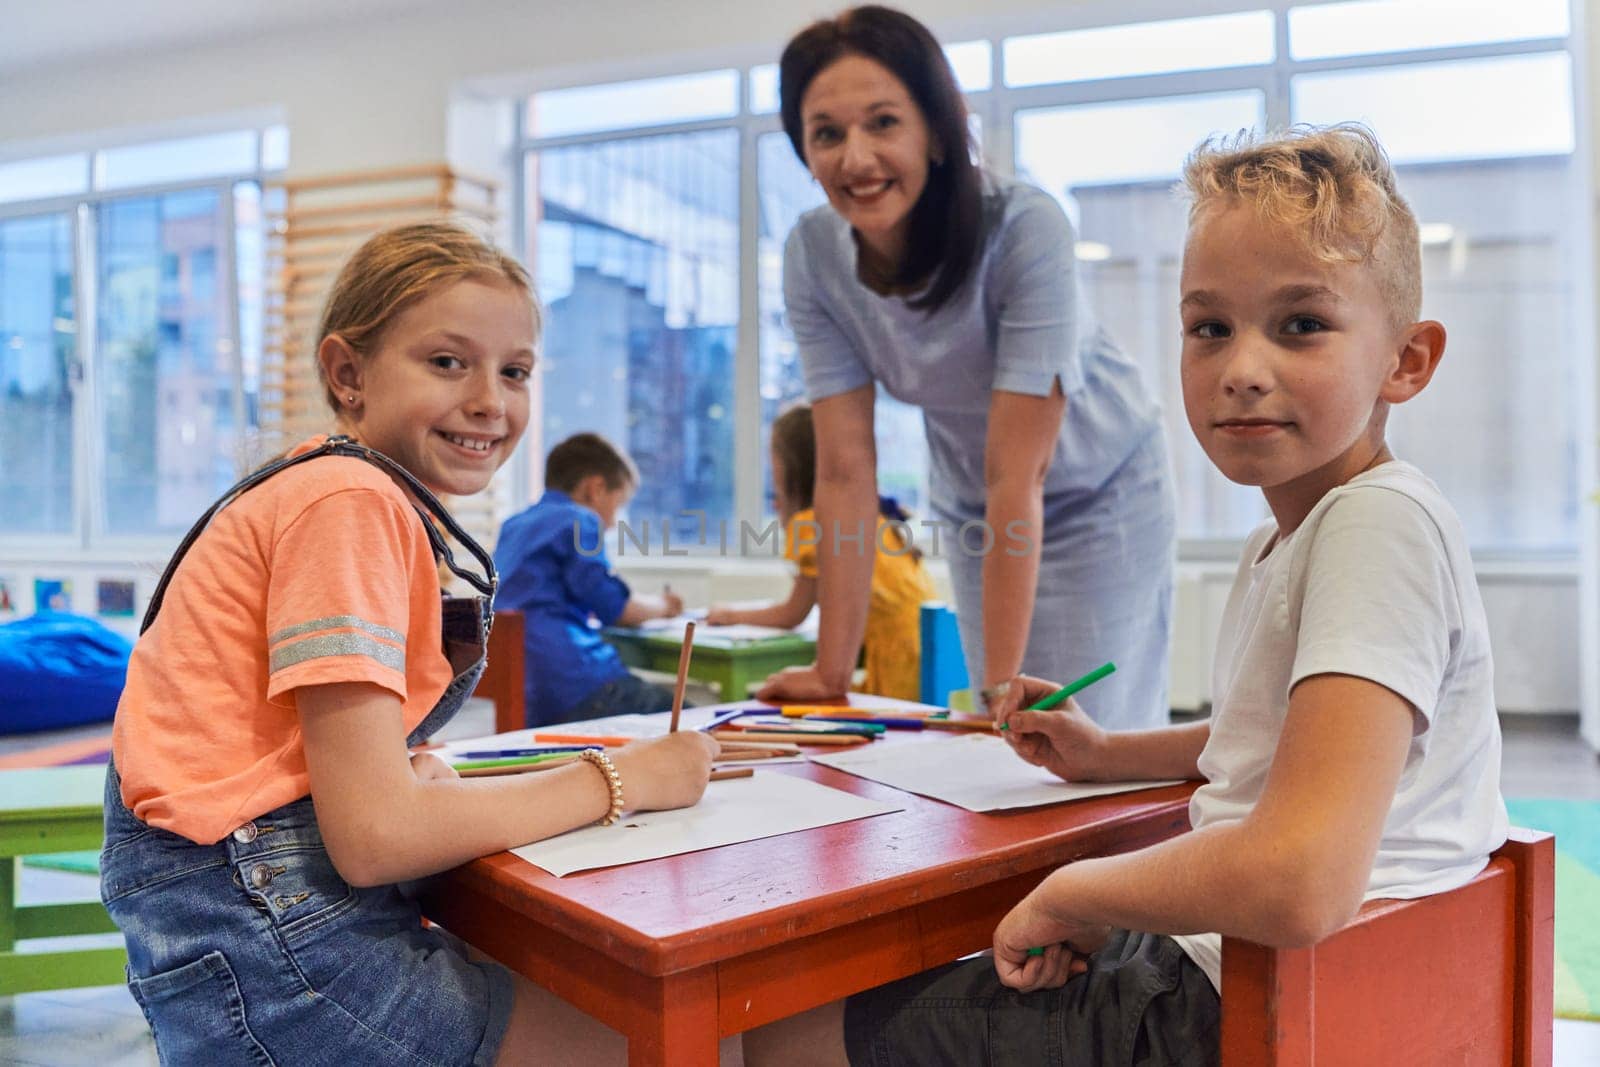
668, 620, 695, 732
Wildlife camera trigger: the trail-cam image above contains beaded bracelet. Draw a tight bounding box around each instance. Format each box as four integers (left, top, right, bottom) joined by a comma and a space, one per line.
577, 749, 625, 826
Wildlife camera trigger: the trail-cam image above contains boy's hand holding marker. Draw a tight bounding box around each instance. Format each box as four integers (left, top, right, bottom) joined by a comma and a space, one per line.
994, 663, 1116, 784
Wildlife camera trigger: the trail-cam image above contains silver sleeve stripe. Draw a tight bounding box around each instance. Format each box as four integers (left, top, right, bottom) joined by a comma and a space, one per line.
269, 632, 406, 675
269, 615, 405, 648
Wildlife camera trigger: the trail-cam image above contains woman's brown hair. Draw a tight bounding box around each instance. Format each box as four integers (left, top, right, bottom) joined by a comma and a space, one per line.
780, 5, 985, 314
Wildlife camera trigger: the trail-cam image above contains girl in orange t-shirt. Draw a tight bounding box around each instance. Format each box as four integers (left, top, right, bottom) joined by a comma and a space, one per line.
707, 403, 935, 700
102, 222, 716, 1064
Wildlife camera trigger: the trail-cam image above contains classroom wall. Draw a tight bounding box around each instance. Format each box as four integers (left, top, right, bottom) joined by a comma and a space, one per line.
0, 0, 1594, 719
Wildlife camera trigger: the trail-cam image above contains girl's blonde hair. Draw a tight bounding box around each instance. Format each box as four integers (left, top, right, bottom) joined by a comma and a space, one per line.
1183, 124, 1421, 329
315, 220, 538, 412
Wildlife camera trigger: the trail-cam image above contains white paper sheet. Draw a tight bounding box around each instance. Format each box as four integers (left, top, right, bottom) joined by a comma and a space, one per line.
510, 771, 901, 876
811, 733, 1183, 813
637, 618, 798, 643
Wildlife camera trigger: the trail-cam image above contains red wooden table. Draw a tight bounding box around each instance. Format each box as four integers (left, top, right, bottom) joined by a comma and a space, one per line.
424, 760, 1197, 1065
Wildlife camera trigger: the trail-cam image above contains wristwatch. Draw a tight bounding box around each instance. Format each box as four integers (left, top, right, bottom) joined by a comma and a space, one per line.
977, 678, 1014, 717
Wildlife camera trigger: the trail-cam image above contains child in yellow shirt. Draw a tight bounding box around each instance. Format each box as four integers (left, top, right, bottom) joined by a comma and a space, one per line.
708, 403, 935, 700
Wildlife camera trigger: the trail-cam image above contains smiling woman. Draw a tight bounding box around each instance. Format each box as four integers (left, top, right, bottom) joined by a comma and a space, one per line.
758, 5, 1177, 735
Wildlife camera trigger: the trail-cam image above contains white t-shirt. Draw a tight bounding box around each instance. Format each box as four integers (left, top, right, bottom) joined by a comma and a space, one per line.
1171, 462, 1508, 991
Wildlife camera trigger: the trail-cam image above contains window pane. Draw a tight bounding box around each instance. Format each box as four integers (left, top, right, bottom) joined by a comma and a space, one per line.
944, 40, 993, 92
1015, 90, 1265, 199
750, 64, 780, 115
261, 125, 290, 172
529, 70, 739, 138
1015, 91, 1270, 540
1291, 53, 1574, 164
96, 130, 259, 191
0, 213, 75, 533
1290, 0, 1569, 60
98, 188, 241, 534
531, 131, 738, 545
1004, 11, 1274, 88
755, 132, 929, 519
749, 41, 989, 118
0, 153, 88, 205
234, 181, 264, 431
1383, 160, 1579, 550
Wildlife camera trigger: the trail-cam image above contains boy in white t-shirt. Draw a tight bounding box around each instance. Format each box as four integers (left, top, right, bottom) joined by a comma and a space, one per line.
745, 123, 1507, 1066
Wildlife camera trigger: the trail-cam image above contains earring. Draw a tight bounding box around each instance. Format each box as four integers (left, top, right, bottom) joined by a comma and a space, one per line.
348, 394, 357, 405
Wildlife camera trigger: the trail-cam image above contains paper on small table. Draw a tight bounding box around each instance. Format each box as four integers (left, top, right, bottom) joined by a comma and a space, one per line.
811, 733, 1183, 813
638, 616, 797, 643
511, 771, 901, 876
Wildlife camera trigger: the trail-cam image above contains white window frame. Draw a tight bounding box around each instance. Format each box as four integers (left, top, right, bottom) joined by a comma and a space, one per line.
0, 123, 283, 559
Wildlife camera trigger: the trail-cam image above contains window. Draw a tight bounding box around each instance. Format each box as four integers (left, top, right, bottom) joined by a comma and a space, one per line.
530, 130, 740, 539
1014, 90, 1269, 539
0, 125, 281, 543
1003, 11, 1275, 87
755, 133, 930, 516
0, 213, 75, 533
521, 2, 1584, 555
1287, 0, 1568, 60
1291, 51, 1579, 550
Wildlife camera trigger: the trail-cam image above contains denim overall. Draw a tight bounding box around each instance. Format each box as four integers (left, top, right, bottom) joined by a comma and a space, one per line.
99, 436, 515, 1066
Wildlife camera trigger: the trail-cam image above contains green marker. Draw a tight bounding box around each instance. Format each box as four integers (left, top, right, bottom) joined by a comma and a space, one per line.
998, 662, 1117, 731
1026, 947, 1045, 957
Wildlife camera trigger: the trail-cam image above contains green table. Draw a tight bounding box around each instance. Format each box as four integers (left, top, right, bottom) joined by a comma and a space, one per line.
0, 765, 126, 994
604, 627, 817, 701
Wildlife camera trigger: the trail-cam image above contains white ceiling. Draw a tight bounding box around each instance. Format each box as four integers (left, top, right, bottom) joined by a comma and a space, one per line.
0, 0, 446, 76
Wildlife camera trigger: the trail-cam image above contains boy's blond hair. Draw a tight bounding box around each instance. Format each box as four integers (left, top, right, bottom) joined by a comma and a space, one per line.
1183, 124, 1421, 330
315, 220, 538, 413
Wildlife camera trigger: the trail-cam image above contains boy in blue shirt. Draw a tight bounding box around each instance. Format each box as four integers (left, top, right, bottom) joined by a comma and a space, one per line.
494, 433, 683, 726
745, 124, 1507, 1067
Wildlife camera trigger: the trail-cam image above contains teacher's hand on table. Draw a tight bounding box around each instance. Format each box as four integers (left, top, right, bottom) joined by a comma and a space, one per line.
755, 663, 844, 703
704, 604, 740, 626
995, 674, 1111, 783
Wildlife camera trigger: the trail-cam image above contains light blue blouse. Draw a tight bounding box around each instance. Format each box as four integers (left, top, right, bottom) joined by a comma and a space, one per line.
784, 174, 1161, 515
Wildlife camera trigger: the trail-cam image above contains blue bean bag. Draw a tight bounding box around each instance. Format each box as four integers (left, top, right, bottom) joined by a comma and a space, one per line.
0, 611, 132, 734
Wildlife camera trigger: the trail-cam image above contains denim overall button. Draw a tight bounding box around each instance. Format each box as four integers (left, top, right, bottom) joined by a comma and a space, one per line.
249, 863, 274, 889
232, 822, 258, 844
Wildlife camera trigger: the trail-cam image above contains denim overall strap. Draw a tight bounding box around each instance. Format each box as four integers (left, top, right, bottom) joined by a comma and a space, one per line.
405, 598, 489, 747
141, 435, 498, 635
138, 435, 496, 743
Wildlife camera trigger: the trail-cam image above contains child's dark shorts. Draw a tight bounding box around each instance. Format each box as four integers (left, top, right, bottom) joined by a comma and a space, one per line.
99, 763, 515, 1066
844, 929, 1219, 1066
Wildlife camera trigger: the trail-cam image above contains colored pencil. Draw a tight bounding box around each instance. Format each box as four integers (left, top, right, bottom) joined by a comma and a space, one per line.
709, 767, 755, 781
531, 733, 634, 746
734, 721, 884, 737
457, 754, 582, 778
923, 718, 999, 733
801, 714, 923, 731
698, 707, 750, 732
779, 706, 934, 720
456, 746, 598, 759
453, 752, 582, 770
669, 620, 694, 733
711, 739, 803, 754
710, 729, 867, 746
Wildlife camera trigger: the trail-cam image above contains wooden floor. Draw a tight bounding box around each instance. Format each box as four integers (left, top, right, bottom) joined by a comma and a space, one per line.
2, 705, 1595, 1065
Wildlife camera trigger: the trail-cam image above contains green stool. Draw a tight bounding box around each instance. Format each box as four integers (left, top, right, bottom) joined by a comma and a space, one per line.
0, 765, 126, 994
